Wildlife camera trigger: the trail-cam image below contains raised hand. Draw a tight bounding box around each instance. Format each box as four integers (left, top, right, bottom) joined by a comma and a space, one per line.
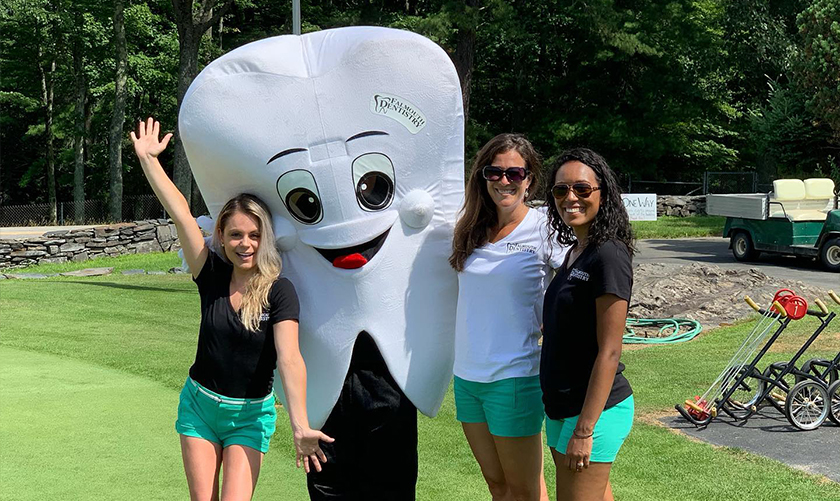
130, 117, 173, 159
294, 427, 335, 473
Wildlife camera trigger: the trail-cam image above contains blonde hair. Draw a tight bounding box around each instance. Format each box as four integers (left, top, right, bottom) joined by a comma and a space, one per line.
212, 194, 282, 332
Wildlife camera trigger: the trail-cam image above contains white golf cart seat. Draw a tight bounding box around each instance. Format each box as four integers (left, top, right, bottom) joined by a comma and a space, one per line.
769, 178, 835, 221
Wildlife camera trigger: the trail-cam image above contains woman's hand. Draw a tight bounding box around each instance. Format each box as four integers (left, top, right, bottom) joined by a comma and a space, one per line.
294, 427, 335, 473
565, 434, 593, 472
130, 117, 172, 160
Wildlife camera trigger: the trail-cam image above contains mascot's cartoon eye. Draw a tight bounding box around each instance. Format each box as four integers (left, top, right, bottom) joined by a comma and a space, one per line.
352, 153, 395, 211
276, 170, 323, 224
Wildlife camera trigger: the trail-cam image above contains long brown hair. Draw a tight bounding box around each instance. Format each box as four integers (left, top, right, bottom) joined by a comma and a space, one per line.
449, 133, 542, 271
211, 193, 282, 332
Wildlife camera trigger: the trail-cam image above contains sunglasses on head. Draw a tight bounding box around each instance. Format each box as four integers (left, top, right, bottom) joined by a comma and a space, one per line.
482, 166, 530, 183
551, 182, 601, 199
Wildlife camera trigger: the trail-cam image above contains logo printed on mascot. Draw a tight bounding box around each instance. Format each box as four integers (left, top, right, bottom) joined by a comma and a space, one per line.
370, 93, 426, 133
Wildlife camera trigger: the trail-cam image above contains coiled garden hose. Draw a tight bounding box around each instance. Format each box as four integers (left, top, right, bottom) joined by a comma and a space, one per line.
623, 318, 702, 344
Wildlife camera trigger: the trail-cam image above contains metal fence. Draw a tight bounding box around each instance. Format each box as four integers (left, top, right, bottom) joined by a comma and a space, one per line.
0, 195, 167, 226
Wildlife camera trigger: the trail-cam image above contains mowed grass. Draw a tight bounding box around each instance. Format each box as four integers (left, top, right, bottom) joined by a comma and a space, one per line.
1, 251, 181, 275
1, 252, 839, 500
631, 215, 725, 239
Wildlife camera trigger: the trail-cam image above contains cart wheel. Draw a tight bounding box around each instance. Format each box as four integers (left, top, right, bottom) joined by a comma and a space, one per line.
732, 232, 759, 262
721, 366, 765, 418
785, 381, 829, 430
820, 237, 840, 272
828, 380, 840, 426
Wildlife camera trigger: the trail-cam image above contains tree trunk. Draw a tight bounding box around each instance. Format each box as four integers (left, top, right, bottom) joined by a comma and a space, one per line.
451, 0, 479, 125
39, 52, 57, 223
109, 0, 128, 222
171, 0, 234, 211
73, 31, 86, 223
173, 25, 199, 205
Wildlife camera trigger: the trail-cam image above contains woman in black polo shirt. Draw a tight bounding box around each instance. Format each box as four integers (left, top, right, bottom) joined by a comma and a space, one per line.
131, 118, 332, 500
540, 148, 634, 501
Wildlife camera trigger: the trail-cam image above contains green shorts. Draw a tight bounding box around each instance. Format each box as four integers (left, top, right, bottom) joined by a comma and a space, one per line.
454, 375, 544, 437
175, 377, 277, 453
545, 395, 634, 463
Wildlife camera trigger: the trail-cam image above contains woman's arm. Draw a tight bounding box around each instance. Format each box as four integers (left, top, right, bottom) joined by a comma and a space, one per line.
564, 294, 627, 471
130, 117, 207, 277
274, 320, 334, 473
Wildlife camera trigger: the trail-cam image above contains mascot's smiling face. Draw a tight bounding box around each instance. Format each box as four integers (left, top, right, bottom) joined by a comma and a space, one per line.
179, 27, 464, 427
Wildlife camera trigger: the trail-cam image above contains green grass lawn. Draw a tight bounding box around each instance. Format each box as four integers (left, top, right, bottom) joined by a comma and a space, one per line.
1, 252, 839, 500
631, 215, 725, 239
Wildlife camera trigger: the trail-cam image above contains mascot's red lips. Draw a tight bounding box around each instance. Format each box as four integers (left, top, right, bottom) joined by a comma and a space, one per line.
332, 253, 368, 269
314, 228, 390, 269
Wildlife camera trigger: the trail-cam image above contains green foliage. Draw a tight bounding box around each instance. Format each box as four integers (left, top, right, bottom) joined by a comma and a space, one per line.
750, 78, 835, 180
2, 0, 840, 208
797, 0, 840, 142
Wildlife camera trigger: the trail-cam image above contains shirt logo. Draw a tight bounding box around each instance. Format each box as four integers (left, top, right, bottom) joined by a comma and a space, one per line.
569, 268, 589, 281
259, 313, 270, 322
506, 242, 536, 254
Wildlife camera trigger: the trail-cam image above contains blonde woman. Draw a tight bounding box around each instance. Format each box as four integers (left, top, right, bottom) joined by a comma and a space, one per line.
131, 118, 332, 501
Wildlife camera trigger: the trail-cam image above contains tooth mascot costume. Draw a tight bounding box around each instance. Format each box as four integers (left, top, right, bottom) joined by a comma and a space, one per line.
178, 27, 464, 499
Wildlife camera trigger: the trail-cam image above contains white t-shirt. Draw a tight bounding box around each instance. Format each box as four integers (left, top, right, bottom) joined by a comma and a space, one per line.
454, 208, 568, 382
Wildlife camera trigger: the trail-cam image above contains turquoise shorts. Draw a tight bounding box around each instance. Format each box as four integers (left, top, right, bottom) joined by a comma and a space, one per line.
175, 377, 277, 453
545, 395, 634, 463
454, 375, 544, 437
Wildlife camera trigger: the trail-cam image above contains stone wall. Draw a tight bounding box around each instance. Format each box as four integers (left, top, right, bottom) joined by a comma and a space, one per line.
657, 195, 706, 217
0, 219, 180, 269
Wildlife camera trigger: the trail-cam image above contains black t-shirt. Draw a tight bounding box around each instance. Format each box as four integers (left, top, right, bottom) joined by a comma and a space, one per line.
189, 251, 300, 398
540, 238, 633, 419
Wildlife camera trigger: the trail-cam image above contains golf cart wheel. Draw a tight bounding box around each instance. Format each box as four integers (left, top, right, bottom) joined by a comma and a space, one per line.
820, 237, 840, 272
828, 380, 840, 426
732, 232, 758, 261
785, 381, 829, 431
721, 366, 765, 418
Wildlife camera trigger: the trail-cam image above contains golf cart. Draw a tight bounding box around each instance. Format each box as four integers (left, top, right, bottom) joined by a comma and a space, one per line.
706, 178, 840, 272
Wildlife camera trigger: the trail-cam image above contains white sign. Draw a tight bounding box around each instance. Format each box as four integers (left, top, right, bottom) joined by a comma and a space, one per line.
621, 193, 657, 221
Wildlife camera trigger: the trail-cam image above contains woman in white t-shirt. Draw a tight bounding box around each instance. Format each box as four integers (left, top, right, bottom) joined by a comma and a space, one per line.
449, 134, 567, 501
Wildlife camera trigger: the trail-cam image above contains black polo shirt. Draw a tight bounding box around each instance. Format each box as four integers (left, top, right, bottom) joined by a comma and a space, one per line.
189, 251, 300, 398
540, 238, 633, 419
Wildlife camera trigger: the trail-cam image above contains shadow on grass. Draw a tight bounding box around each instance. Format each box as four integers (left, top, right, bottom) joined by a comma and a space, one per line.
55, 280, 194, 293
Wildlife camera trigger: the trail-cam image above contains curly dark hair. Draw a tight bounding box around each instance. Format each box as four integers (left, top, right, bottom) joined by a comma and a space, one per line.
449, 133, 542, 271
544, 148, 635, 255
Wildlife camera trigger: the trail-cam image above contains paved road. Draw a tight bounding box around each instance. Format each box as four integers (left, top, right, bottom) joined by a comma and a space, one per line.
636, 237, 839, 290
662, 412, 840, 482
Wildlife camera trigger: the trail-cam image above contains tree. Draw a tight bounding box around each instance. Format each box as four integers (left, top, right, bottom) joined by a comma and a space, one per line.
170, 0, 234, 209
108, 0, 128, 221
797, 0, 840, 142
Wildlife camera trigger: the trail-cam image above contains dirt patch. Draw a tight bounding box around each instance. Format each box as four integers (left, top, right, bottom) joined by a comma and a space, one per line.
630, 262, 832, 335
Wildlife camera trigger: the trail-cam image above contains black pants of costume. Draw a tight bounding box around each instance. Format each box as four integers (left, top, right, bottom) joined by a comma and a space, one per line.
307, 332, 418, 501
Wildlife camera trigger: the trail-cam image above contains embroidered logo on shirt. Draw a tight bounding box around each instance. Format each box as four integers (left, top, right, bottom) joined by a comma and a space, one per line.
569, 268, 590, 281
506, 242, 537, 254
259, 313, 270, 322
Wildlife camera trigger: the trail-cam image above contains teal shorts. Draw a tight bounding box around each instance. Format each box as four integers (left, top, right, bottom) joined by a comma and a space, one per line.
175, 377, 277, 453
545, 395, 634, 463
454, 375, 544, 437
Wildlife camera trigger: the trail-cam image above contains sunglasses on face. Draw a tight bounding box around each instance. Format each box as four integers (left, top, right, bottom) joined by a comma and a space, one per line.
551, 182, 601, 199
482, 166, 530, 183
